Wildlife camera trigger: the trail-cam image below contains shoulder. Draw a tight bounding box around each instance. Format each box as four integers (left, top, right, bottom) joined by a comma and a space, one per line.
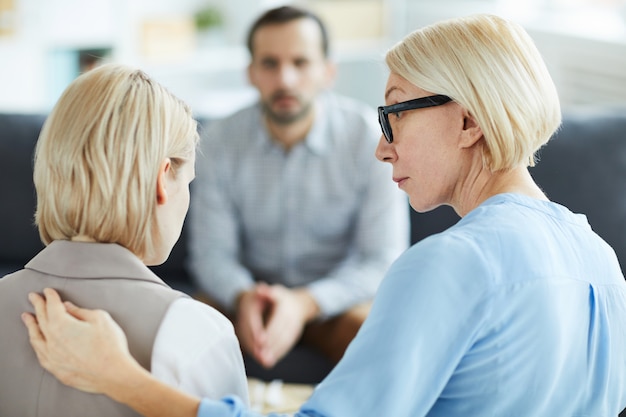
382, 218, 498, 300
398, 225, 492, 277
386, 196, 556, 294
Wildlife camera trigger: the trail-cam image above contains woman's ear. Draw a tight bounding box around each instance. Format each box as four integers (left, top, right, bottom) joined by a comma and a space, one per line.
156, 158, 172, 206
459, 110, 483, 149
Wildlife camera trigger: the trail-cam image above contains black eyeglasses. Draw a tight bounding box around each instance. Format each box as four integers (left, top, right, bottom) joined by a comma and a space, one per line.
378, 94, 452, 143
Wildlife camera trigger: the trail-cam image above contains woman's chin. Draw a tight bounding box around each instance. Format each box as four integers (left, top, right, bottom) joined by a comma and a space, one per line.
409, 198, 440, 214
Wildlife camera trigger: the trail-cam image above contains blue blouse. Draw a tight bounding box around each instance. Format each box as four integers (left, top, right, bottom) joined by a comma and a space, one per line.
198, 193, 626, 416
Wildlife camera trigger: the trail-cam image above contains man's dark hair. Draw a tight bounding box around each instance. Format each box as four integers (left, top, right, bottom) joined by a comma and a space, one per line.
246, 5, 330, 58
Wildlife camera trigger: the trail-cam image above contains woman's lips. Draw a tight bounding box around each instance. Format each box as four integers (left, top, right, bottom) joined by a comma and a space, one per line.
393, 177, 408, 187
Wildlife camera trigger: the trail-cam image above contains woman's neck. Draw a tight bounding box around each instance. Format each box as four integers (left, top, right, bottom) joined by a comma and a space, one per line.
454, 165, 547, 217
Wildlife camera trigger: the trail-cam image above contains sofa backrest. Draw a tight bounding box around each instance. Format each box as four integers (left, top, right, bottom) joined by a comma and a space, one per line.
1, 109, 625, 288
0, 113, 46, 276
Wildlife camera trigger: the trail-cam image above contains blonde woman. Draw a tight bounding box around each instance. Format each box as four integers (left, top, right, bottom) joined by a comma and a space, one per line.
0, 64, 248, 416
22, 15, 626, 417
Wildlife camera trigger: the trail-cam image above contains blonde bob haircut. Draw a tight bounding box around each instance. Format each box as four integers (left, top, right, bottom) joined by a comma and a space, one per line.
34, 64, 199, 260
386, 14, 561, 171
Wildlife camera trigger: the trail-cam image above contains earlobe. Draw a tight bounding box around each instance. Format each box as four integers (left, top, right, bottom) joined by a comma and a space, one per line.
156, 158, 171, 205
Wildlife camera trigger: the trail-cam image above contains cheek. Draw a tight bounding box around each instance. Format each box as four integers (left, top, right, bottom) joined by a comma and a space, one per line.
305, 67, 328, 88
252, 72, 275, 92
405, 123, 456, 166
397, 138, 433, 171
183, 187, 191, 212
398, 134, 450, 192
175, 184, 190, 217
170, 178, 191, 219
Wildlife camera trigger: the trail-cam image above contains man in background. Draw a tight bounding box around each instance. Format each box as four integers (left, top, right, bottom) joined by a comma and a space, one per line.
188, 5, 409, 376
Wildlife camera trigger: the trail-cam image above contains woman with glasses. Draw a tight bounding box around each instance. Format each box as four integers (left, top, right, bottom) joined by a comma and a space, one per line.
22, 14, 626, 417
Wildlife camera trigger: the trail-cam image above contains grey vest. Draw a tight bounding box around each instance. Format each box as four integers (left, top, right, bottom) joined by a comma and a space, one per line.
0, 241, 185, 417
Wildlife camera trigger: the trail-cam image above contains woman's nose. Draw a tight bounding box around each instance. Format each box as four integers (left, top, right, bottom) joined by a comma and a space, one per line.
375, 135, 395, 162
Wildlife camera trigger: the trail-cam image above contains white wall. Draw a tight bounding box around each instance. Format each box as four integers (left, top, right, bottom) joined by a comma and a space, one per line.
0, 0, 278, 113
404, 0, 626, 109
2, 0, 626, 114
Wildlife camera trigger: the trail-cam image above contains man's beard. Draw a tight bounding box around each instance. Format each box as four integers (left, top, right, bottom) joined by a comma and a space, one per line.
262, 91, 313, 125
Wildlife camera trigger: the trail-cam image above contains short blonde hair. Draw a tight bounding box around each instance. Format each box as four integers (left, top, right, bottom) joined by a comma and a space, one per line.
386, 14, 561, 171
34, 64, 199, 260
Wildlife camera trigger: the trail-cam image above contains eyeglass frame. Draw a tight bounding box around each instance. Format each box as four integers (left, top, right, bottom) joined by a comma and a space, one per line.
377, 94, 452, 143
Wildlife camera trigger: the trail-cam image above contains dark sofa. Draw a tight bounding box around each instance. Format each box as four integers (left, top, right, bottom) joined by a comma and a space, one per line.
2, 109, 626, 393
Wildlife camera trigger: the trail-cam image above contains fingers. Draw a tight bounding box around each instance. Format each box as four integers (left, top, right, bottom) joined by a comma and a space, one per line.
28, 291, 48, 327
28, 288, 67, 324
236, 290, 273, 364
63, 301, 97, 322
26, 289, 65, 358
249, 302, 268, 343
21, 312, 50, 367
30, 288, 94, 324
256, 309, 283, 367
238, 304, 267, 352
257, 289, 307, 368
21, 312, 45, 344
42, 288, 69, 320
254, 282, 276, 303
42, 287, 63, 303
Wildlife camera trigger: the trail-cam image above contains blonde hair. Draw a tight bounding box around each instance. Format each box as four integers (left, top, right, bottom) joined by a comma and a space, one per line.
386, 14, 561, 171
34, 64, 199, 259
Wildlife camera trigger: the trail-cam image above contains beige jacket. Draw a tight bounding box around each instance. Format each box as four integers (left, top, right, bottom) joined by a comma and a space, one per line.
0, 240, 185, 417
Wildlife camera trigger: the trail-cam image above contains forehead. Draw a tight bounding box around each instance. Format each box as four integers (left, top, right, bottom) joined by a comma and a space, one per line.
384, 73, 428, 103
252, 18, 325, 60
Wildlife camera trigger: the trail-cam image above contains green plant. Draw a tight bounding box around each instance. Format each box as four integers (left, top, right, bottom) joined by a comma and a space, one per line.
194, 6, 223, 31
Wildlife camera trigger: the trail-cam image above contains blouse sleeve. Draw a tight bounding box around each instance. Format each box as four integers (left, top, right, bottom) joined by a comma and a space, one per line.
151, 298, 249, 404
